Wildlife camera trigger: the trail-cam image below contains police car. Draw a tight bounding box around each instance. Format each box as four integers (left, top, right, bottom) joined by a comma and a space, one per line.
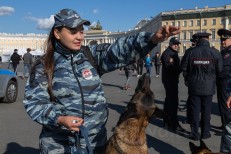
0, 69, 18, 103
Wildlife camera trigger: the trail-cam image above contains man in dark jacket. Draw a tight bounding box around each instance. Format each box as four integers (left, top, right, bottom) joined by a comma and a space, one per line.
153, 52, 161, 78
181, 32, 223, 140
23, 48, 33, 78
179, 34, 197, 124
10, 49, 21, 74
216, 29, 231, 130
218, 28, 231, 154
136, 58, 144, 78
161, 37, 183, 132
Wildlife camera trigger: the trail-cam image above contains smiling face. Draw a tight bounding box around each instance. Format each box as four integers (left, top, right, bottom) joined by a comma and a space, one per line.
54, 25, 85, 51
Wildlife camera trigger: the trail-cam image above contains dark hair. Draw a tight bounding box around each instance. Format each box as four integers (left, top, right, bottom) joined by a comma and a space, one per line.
27, 48, 31, 52
37, 26, 63, 101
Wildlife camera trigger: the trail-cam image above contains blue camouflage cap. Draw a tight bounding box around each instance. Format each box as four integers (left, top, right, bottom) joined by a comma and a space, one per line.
54, 8, 90, 28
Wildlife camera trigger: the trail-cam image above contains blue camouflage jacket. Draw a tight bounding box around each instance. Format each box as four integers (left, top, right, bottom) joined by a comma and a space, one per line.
23, 32, 156, 144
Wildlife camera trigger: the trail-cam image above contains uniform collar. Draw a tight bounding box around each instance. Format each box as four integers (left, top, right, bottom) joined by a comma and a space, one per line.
196, 38, 210, 46
55, 41, 80, 58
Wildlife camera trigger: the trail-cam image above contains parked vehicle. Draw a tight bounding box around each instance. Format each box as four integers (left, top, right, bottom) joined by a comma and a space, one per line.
0, 69, 18, 103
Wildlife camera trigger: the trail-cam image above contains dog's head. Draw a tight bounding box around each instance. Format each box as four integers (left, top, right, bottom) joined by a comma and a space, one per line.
133, 73, 155, 117
117, 73, 156, 126
189, 139, 213, 154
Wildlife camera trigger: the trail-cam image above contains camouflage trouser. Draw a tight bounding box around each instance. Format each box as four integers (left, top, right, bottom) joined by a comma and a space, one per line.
220, 121, 231, 153
39, 126, 107, 154
40, 136, 70, 154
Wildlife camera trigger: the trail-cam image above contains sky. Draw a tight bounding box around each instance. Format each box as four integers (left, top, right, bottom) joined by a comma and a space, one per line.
0, 0, 230, 34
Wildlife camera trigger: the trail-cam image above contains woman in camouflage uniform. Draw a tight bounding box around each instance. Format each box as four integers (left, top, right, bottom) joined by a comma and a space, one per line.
23, 8, 181, 154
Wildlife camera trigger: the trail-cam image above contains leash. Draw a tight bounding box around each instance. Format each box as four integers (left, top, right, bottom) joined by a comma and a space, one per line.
72, 125, 93, 154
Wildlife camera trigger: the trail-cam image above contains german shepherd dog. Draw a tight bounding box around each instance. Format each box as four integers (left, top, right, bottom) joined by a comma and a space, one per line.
189, 139, 222, 154
106, 73, 166, 154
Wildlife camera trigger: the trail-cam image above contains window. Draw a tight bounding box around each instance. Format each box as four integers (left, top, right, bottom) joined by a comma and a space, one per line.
190, 20, 193, 27
212, 19, 216, 25
183, 31, 187, 40
183, 21, 187, 27
177, 34, 180, 39
229, 18, 231, 25
221, 18, 225, 25
202, 30, 207, 33
171, 22, 175, 26
195, 30, 201, 34
211, 30, 215, 39
203, 19, 207, 26
196, 20, 200, 26
183, 46, 187, 53
189, 31, 193, 39
165, 22, 168, 25
177, 21, 180, 26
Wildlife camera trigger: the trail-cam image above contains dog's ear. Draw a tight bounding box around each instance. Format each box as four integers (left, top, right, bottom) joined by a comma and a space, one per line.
189, 142, 196, 153
200, 139, 208, 149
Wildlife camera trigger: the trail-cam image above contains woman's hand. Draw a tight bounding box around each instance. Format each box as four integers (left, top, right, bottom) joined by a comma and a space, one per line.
57, 116, 84, 132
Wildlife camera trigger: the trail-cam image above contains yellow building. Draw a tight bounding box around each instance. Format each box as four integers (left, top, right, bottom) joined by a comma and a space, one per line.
0, 5, 231, 57
0, 33, 47, 55
140, 5, 231, 55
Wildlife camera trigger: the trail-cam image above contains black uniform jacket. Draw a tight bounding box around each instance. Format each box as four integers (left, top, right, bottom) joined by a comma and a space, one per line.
181, 39, 223, 95
161, 47, 181, 85
219, 45, 231, 79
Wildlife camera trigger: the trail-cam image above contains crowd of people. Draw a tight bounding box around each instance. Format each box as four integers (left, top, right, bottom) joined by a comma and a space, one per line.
120, 51, 162, 91
160, 29, 231, 153
119, 28, 231, 153
12, 7, 230, 154
6, 48, 33, 79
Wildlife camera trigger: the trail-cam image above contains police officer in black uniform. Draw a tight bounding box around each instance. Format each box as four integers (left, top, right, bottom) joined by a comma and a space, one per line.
219, 29, 231, 154
216, 29, 231, 130
180, 34, 198, 125
161, 37, 183, 132
181, 32, 223, 140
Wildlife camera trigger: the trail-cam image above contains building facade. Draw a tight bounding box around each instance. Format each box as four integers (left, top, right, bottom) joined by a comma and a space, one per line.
0, 33, 47, 55
0, 5, 230, 57
140, 5, 231, 56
